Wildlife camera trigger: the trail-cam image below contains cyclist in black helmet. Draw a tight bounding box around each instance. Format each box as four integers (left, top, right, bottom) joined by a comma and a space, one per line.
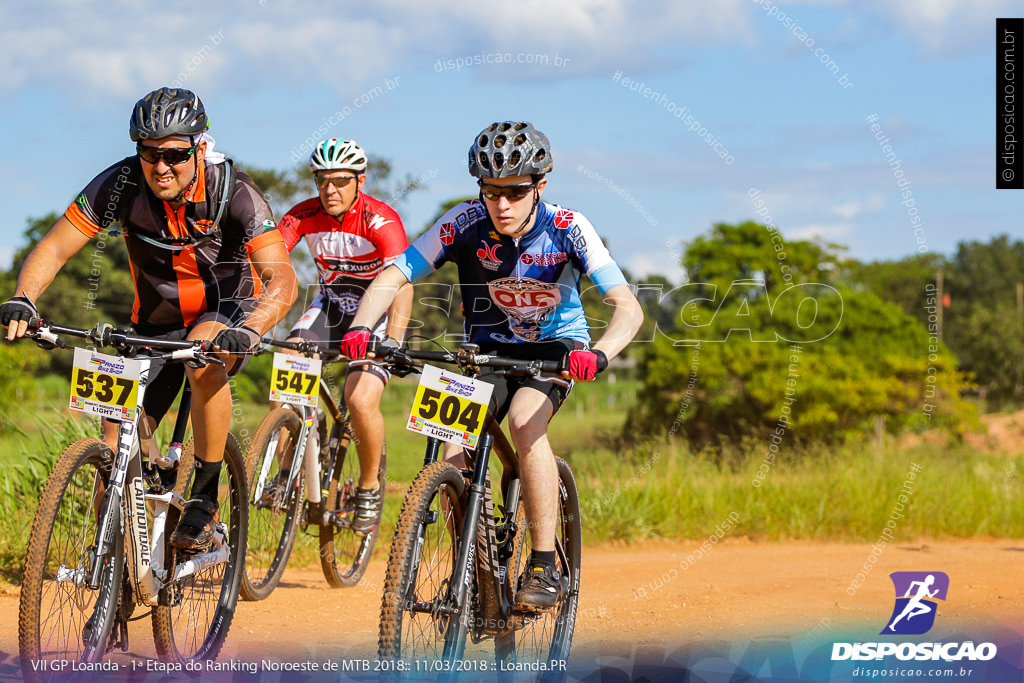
344, 121, 644, 612
1, 87, 298, 550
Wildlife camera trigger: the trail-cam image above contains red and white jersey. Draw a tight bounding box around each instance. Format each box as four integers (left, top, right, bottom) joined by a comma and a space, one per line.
278, 193, 407, 312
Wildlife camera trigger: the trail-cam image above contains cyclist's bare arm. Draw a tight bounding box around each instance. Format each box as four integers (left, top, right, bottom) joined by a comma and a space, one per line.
589, 283, 644, 360
385, 281, 413, 341
351, 264, 410, 335
6, 217, 91, 340
239, 241, 298, 335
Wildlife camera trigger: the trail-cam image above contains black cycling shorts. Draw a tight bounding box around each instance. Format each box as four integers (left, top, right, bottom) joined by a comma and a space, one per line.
127, 298, 257, 425
476, 339, 581, 425
288, 291, 391, 384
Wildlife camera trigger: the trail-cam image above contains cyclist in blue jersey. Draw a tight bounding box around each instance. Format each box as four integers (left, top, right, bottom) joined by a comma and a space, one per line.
343, 121, 643, 612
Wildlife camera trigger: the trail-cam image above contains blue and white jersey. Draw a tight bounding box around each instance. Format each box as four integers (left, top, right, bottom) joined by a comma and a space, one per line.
394, 199, 628, 345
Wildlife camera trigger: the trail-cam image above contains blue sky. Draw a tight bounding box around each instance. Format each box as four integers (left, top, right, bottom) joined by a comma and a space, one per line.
2, 0, 1021, 281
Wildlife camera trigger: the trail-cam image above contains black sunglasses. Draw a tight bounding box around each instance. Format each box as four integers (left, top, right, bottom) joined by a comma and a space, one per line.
478, 180, 538, 202
314, 174, 359, 190
136, 143, 197, 166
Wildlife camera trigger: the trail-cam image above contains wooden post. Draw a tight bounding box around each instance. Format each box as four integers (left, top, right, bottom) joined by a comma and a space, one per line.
936, 269, 944, 339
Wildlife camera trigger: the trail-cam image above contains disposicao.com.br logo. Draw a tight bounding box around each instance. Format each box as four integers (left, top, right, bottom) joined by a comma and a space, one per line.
831, 571, 997, 663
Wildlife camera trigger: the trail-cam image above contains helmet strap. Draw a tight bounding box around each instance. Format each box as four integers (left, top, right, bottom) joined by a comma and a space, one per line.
511, 187, 540, 237
169, 136, 200, 204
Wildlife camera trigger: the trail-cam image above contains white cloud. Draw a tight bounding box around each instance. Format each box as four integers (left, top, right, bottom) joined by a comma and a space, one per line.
786, 222, 852, 241
832, 194, 884, 219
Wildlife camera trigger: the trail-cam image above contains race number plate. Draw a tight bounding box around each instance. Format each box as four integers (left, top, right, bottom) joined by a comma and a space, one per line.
407, 365, 494, 448
269, 353, 322, 407
69, 348, 141, 423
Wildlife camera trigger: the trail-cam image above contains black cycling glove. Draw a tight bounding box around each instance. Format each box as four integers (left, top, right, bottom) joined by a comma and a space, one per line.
213, 325, 262, 354
0, 295, 38, 328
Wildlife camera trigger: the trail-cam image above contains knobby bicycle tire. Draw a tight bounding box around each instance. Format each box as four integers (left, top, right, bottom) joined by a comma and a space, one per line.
151, 433, 247, 662
241, 407, 304, 601
494, 457, 581, 682
18, 438, 124, 683
319, 434, 387, 588
378, 461, 467, 665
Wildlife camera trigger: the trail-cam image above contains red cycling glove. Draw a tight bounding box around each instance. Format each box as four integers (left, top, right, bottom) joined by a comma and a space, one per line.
340, 327, 371, 360
566, 349, 609, 381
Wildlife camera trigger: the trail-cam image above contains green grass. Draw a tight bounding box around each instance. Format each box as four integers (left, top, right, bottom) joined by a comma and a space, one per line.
573, 440, 1024, 542
0, 374, 1020, 583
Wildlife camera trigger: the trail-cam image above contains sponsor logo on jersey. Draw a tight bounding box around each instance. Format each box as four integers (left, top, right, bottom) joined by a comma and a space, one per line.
477, 241, 502, 271
454, 204, 488, 228
487, 277, 562, 322
325, 289, 362, 314
314, 253, 383, 276
553, 209, 574, 230
366, 213, 393, 232
567, 224, 587, 251
439, 222, 456, 246
509, 322, 543, 342
520, 251, 568, 267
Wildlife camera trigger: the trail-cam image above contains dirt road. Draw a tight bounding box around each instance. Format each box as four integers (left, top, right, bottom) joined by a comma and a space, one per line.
1, 539, 1020, 677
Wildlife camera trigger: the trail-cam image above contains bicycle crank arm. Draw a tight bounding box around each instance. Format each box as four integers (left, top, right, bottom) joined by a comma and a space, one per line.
171, 546, 231, 582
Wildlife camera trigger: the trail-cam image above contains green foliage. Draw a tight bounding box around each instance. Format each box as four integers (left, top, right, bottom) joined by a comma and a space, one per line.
845, 253, 945, 325
9, 213, 135, 332
0, 342, 48, 425
628, 222, 974, 445
943, 235, 1024, 404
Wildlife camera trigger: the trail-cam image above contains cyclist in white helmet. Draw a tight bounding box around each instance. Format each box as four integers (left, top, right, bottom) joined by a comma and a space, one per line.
272, 138, 412, 535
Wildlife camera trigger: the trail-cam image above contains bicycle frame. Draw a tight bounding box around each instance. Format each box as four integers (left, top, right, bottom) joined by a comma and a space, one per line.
253, 377, 351, 528
410, 416, 566, 657
82, 358, 229, 608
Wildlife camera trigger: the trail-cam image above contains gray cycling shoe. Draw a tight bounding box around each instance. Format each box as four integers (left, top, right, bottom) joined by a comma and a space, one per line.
350, 487, 382, 536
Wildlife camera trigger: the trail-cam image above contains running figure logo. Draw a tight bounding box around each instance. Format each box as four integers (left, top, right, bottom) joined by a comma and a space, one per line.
881, 572, 949, 635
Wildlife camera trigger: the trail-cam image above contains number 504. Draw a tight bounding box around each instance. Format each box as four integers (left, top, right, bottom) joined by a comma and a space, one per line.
417, 388, 482, 433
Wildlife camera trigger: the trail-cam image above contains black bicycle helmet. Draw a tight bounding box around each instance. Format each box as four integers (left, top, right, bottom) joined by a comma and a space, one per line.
129, 87, 209, 142
468, 121, 553, 178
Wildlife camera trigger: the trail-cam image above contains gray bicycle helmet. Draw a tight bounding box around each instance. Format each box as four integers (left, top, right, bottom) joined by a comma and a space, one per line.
468, 121, 553, 178
129, 87, 209, 142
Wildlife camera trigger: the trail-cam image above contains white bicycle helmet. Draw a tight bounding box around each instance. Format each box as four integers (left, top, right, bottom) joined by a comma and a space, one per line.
309, 138, 368, 173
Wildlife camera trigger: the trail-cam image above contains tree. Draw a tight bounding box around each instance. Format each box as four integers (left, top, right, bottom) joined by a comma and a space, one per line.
627, 222, 974, 446
942, 235, 1024, 404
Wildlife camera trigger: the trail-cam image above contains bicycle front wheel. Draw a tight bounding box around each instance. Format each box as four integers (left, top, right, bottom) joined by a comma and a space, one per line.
241, 408, 304, 601
378, 461, 466, 664
18, 438, 124, 683
151, 433, 247, 662
319, 435, 386, 587
495, 457, 581, 679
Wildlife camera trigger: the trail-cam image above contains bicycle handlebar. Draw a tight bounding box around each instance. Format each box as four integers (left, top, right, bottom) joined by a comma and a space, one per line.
376, 344, 564, 377
24, 318, 222, 365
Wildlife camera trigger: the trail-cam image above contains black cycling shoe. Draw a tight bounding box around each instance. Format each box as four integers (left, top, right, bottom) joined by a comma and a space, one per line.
514, 560, 568, 612
169, 496, 219, 551
350, 487, 382, 536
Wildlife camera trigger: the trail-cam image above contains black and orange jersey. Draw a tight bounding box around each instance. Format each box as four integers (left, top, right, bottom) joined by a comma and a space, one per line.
64, 157, 284, 329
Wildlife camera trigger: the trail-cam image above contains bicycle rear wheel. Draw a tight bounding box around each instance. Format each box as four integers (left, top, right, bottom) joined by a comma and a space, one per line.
18, 439, 124, 683
495, 457, 581, 680
151, 433, 247, 662
319, 431, 386, 587
241, 408, 304, 601
378, 461, 466, 664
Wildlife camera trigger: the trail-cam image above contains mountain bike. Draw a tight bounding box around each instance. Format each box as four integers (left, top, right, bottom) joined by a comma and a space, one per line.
375, 343, 581, 680
16, 320, 247, 681
239, 337, 387, 600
